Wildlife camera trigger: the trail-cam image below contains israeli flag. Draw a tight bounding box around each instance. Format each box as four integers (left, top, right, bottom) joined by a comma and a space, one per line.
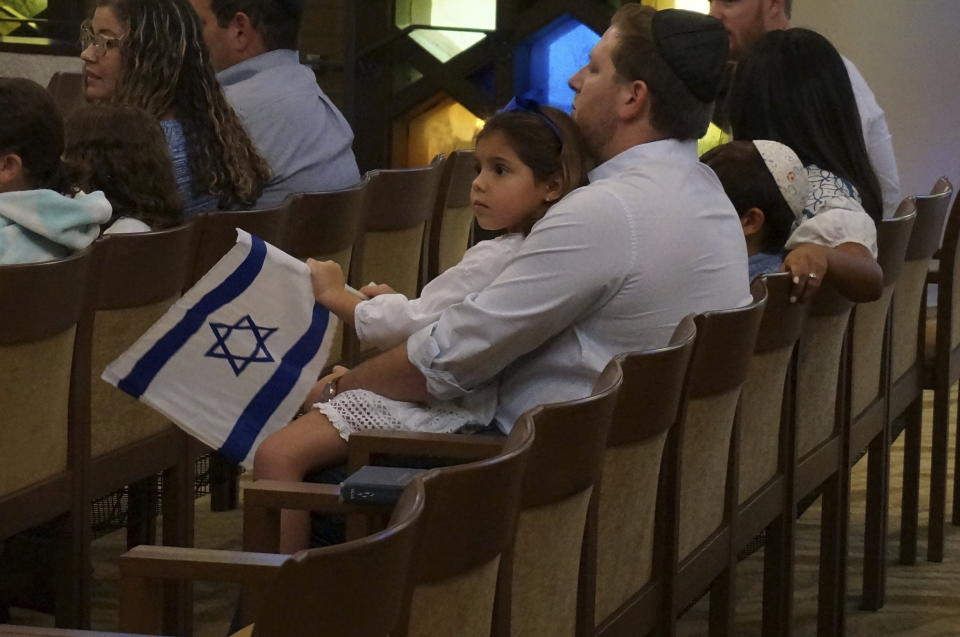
103, 230, 337, 469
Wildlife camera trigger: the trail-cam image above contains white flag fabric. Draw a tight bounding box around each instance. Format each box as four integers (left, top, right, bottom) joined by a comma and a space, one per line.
103, 230, 337, 469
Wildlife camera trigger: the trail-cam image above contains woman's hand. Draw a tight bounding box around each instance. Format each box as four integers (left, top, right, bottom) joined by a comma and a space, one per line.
360, 282, 397, 298
782, 243, 829, 303
308, 259, 346, 305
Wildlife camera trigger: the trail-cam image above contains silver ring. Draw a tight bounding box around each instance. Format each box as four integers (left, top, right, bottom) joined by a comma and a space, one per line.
808, 272, 818, 279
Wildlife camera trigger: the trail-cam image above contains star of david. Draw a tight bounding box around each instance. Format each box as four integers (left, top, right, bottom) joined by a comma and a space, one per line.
205, 315, 278, 376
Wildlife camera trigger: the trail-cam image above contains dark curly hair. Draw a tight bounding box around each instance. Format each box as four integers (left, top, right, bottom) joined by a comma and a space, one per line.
0, 77, 75, 194
95, 0, 271, 209
65, 103, 183, 230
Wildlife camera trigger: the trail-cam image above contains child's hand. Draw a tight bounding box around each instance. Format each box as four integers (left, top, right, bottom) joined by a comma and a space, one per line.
308, 259, 345, 304
782, 243, 829, 303
360, 282, 397, 298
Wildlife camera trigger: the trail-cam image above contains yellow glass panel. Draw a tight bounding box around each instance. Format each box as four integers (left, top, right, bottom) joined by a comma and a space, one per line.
0, 0, 46, 36
697, 122, 731, 157
405, 97, 484, 168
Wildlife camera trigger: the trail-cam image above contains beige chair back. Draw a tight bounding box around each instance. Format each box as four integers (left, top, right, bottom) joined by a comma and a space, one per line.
891, 179, 953, 383
285, 182, 368, 365
590, 318, 696, 635
352, 159, 444, 301
737, 273, 809, 504
399, 417, 533, 637
427, 149, 476, 282
502, 359, 622, 637
850, 201, 916, 417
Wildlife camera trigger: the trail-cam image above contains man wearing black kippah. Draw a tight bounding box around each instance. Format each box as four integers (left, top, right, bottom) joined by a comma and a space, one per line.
707, 0, 900, 217
310, 5, 749, 441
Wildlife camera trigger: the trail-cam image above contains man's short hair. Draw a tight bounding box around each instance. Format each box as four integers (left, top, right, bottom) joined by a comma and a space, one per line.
609, 4, 714, 140
211, 0, 302, 51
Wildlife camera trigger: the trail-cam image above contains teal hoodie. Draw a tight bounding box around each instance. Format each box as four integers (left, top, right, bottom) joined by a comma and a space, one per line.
0, 189, 112, 264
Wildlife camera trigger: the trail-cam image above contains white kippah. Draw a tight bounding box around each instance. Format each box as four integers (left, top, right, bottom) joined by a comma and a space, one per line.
752, 140, 809, 222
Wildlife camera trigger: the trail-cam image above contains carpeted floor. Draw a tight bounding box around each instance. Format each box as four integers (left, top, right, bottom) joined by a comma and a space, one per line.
7, 390, 960, 636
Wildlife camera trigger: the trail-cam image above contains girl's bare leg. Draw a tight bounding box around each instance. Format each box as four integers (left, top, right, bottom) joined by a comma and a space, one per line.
253, 410, 347, 553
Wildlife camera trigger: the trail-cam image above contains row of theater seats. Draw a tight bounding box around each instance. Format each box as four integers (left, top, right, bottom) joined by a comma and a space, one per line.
2, 176, 959, 636
0, 151, 477, 630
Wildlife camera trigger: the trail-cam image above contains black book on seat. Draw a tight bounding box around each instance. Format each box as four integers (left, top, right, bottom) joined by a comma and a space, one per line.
339, 465, 427, 505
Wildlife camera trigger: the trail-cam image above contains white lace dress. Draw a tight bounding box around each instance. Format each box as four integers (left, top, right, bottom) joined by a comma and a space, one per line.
314, 234, 523, 440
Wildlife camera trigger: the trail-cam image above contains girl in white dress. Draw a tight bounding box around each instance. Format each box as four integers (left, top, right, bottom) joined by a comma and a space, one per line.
254, 97, 591, 552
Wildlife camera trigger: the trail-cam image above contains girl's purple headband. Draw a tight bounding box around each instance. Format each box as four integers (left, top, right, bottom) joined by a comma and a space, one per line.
499, 96, 563, 142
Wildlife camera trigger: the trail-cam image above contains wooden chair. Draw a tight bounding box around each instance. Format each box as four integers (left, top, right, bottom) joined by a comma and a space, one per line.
902, 177, 960, 562
350, 158, 444, 302
669, 279, 767, 635
0, 249, 94, 627
190, 205, 290, 287
346, 364, 625, 637
425, 149, 476, 283
1, 480, 426, 637
243, 417, 534, 637
584, 317, 697, 637
85, 223, 201, 634
284, 181, 368, 366
846, 200, 916, 611
191, 206, 290, 511
722, 272, 809, 637
890, 178, 953, 565
45, 71, 84, 117
791, 281, 855, 637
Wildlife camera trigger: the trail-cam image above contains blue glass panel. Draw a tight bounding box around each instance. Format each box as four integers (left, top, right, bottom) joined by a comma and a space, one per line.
515, 16, 600, 112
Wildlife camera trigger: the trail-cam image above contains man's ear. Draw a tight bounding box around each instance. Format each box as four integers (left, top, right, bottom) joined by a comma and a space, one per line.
232, 11, 267, 55
619, 79, 650, 121
0, 153, 24, 190
740, 207, 767, 237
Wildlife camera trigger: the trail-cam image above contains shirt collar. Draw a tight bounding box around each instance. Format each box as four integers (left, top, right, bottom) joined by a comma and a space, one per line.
588, 138, 699, 183
217, 49, 299, 86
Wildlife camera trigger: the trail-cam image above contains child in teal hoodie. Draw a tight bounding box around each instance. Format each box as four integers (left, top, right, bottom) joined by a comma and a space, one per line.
0, 77, 110, 264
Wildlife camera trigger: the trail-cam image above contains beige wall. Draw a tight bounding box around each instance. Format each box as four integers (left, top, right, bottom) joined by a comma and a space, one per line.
792, 0, 960, 198
0, 52, 80, 87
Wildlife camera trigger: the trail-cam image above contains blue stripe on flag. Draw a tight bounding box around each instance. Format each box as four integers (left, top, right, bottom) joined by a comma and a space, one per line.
118, 235, 268, 398
218, 302, 331, 464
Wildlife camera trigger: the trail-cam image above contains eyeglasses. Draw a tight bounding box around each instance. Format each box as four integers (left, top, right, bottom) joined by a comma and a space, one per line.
80, 20, 124, 57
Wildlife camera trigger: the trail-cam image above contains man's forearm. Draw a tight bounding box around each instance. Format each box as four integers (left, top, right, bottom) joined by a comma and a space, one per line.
337, 343, 431, 403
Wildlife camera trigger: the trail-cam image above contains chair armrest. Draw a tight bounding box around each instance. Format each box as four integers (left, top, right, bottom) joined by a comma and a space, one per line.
118, 546, 286, 634
120, 545, 286, 585
347, 430, 505, 472
242, 479, 394, 552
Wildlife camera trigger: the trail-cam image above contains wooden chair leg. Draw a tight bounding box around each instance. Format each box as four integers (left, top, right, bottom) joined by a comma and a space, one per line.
861, 431, 889, 610
899, 397, 922, 565
126, 477, 158, 549
210, 452, 240, 512
708, 565, 736, 637
161, 454, 194, 637
762, 515, 794, 637
953, 393, 960, 526
927, 380, 950, 562
54, 511, 90, 628
817, 475, 844, 637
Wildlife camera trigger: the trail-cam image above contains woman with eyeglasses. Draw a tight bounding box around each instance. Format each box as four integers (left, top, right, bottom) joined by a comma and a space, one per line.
80, 0, 270, 215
